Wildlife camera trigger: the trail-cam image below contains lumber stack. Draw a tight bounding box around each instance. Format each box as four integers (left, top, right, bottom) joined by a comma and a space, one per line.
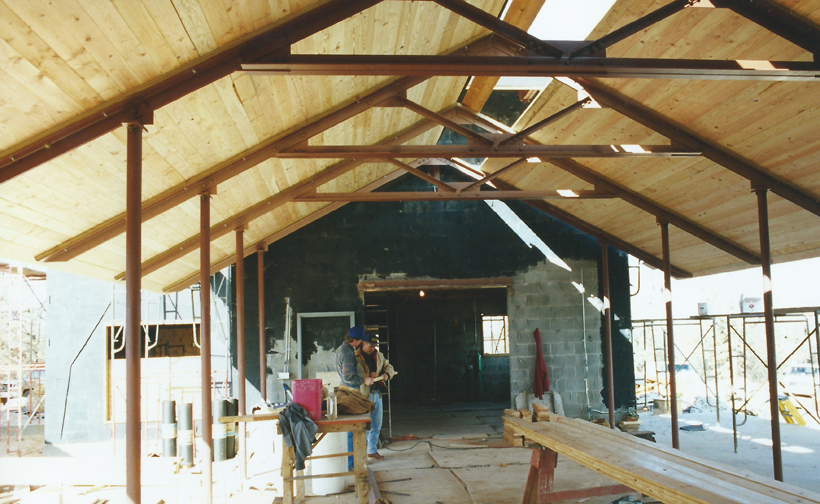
503, 415, 820, 504
503, 409, 526, 445
531, 402, 552, 422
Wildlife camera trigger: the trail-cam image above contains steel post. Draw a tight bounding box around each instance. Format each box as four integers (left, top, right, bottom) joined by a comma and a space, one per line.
236, 229, 246, 414
258, 250, 267, 402
601, 243, 616, 428
125, 122, 142, 504
200, 192, 213, 503
755, 187, 783, 481
661, 221, 680, 449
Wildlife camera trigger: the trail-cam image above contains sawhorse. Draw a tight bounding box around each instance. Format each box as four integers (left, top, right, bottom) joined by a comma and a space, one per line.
522, 445, 633, 503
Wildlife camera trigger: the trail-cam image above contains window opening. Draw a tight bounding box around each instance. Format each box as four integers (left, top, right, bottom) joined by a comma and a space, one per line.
483, 315, 509, 355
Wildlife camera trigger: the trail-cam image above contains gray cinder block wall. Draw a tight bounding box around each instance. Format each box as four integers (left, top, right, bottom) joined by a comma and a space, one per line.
508, 259, 604, 418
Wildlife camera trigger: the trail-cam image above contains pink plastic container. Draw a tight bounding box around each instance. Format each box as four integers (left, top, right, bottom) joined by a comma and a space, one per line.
291, 379, 323, 421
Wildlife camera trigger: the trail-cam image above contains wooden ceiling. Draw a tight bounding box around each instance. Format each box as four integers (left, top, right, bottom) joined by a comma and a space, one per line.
0, 0, 818, 291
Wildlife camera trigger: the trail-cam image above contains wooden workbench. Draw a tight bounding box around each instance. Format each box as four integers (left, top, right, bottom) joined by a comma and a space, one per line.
504, 414, 820, 504
220, 412, 371, 504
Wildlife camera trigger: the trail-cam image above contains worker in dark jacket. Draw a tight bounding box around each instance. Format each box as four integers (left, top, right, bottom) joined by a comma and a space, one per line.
336, 326, 374, 470
359, 334, 396, 460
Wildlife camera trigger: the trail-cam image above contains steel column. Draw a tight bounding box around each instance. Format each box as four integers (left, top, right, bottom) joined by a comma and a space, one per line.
125, 122, 142, 504
258, 249, 267, 402
200, 192, 213, 503
236, 229, 246, 415
755, 188, 783, 481
661, 221, 680, 449
601, 243, 616, 428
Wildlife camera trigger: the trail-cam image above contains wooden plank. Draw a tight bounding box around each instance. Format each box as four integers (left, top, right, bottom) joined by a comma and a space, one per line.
504, 417, 820, 504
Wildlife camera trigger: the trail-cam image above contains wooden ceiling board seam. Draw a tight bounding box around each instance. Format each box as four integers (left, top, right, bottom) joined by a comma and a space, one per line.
48, 0, 150, 91
170, 90, 229, 163
169, 0, 218, 55
213, 75, 260, 150
4, 0, 124, 100
156, 99, 213, 172
0, 44, 86, 136
139, 0, 201, 64
245, 75, 281, 140
77, 0, 167, 81
144, 108, 203, 182
191, 83, 251, 161
110, 0, 188, 74
0, 2, 102, 111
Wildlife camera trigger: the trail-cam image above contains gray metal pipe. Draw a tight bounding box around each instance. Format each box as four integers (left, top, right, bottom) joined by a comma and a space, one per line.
162, 400, 177, 457
125, 122, 142, 504
179, 402, 194, 467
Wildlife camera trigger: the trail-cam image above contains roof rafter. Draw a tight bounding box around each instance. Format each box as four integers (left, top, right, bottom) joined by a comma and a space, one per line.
0, 0, 385, 185
441, 158, 693, 278
276, 145, 698, 158
451, 106, 762, 265
575, 78, 820, 218
36, 36, 503, 264
116, 117, 441, 281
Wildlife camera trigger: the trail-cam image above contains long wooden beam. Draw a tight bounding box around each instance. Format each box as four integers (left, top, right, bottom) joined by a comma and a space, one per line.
277, 145, 697, 158
0, 0, 384, 185
36, 37, 501, 264
115, 118, 440, 280
242, 55, 820, 80
576, 78, 820, 218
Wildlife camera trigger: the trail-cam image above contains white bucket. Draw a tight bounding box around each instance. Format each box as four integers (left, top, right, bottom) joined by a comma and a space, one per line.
306, 431, 347, 495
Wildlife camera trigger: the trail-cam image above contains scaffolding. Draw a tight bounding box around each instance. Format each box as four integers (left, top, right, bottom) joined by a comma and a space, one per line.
0, 262, 47, 456
634, 307, 820, 452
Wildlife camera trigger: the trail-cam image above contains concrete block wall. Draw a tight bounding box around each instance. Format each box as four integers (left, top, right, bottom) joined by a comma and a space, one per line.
46, 270, 230, 446
507, 259, 604, 418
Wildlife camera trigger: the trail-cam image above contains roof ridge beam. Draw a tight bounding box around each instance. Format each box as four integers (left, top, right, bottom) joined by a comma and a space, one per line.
575, 77, 820, 218
0, 0, 385, 184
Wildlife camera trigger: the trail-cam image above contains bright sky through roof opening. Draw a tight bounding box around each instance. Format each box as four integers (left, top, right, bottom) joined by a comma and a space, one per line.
496, 0, 617, 89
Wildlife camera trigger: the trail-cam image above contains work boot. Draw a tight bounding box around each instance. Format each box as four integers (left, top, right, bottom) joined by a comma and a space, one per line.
367, 452, 385, 460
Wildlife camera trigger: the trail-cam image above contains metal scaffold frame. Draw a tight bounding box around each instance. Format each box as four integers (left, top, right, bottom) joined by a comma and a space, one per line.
634, 307, 820, 451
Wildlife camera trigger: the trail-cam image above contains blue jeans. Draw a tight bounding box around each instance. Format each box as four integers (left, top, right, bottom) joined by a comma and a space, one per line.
367, 392, 383, 455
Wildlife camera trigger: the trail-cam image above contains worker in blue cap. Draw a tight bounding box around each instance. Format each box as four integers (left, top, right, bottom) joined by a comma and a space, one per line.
335, 326, 374, 391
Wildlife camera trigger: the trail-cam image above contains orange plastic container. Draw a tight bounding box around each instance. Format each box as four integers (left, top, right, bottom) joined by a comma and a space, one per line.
291, 379, 323, 421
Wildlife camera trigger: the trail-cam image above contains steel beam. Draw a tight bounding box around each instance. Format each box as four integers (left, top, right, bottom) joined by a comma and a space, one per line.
277, 145, 698, 158
430, 0, 564, 57
577, 78, 820, 218
755, 187, 783, 482
391, 97, 492, 145
451, 105, 762, 265
548, 158, 761, 264
387, 160, 457, 192
200, 193, 213, 504
242, 55, 820, 80
711, 0, 820, 59
498, 98, 591, 147
114, 118, 439, 281
124, 123, 142, 504
660, 221, 680, 450
569, 0, 694, 58
459, 158, 527, 192
294, 189, 615, 201
0, 0, 384, 185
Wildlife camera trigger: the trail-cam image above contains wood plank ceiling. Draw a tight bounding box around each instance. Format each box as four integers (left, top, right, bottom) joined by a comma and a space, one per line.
0, 0, 818, 291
